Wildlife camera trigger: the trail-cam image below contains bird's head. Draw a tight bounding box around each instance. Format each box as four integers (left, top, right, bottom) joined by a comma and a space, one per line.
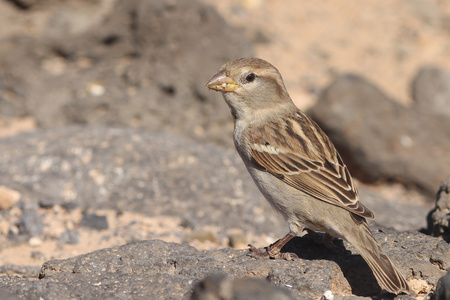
206, 58, 294, 120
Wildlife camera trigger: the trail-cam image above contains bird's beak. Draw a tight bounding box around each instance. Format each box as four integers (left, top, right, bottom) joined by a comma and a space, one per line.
206, 70, 237, 92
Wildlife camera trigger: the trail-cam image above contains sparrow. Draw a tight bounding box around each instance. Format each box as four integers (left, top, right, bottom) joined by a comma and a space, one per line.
206, 58, 411, 295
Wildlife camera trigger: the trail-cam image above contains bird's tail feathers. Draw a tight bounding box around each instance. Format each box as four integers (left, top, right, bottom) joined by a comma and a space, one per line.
347, 223, 411, 295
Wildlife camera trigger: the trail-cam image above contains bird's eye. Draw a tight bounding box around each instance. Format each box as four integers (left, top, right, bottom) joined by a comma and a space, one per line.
245, 73, 256, 82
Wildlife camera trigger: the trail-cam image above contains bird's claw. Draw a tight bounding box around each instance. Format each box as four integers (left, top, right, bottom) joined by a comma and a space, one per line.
247, 244, 298, 260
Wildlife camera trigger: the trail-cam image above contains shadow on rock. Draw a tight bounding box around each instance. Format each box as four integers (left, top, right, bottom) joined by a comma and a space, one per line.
280, 235, 384, 296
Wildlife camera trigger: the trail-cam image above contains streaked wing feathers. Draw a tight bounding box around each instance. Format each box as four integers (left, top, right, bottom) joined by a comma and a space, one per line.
249, 114, 374, 220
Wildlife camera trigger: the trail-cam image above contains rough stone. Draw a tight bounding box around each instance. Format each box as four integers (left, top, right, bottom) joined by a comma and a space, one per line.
433, 271, 450, 300
309, 74, 450, 195
80, 213, 108, 231
0, 232, 447, 299
191, 273, 297, 300
427, 175, 450, 241
412, 66, 450, 118
0, 264, 41, 278
17, 208, 43, 237
60, 229, 81, 245
0, 288, 20, 300
0, 126, 287, 238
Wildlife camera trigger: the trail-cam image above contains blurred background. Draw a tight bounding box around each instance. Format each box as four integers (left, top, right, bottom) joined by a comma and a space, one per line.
204, 0, 450, 109
0, 0, 449, 280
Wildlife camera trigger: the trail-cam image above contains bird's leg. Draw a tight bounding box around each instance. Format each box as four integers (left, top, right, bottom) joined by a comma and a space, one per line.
248, 231, 298, 260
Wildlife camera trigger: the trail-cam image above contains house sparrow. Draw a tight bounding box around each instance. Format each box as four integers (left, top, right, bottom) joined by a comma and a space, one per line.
206, 58, 410, 295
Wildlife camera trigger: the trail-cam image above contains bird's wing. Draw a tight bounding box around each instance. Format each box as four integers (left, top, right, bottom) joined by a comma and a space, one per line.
248, 112, 374, 221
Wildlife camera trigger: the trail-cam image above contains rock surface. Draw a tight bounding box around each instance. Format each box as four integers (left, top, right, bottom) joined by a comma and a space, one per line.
0, 126, 285, 238
309, 74, 450, 195
191, 273, 297, 300
412, 66, 450, 118
0, 230, 448, 299
427, 175, 450, 242
433, 271, 450, 300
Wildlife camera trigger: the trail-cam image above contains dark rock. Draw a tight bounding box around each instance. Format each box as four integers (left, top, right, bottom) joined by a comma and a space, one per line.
0, 126, 287, 238
375, 229, 449, 286
17, 208, 43, 237
309, 74, 450, 195
412, 66, 450, 118
61, 202, 78, 212
60, 229, 81, 245
0, 0, 253, 146
38, 198, 55, 209
359, 188, 430, 232
31, 251, 45, 260
427, 175, 450, 241
0, 289, 20, 300
191, 273, 297, 300
0, 264, 41, 278
433, 271, 450, 300
5, 0, 38, 10
80, 213, 108, 231
180, 216, 198, 229
6, 229, 28, 244
0, 232, 446, 299
286, 227, 450, 296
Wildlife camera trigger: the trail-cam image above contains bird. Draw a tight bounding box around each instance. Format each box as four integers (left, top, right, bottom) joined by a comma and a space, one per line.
206, 57, 411, 295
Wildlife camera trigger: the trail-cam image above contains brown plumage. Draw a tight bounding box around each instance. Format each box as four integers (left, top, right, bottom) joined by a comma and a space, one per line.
206, 57, 410, 295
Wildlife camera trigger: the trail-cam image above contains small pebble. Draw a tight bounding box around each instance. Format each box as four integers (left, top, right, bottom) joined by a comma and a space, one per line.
186, 230, 217, 243
29, 236, 42, 247
31, 251, 45, 260
321, 290, 334, 300
61, 202, 78, 212
60, 229, 81, 245
80, 213, 109, 230
39, 199, 55, 209
228, 231, 246, 248
9, 225, 19, 236
180, 216, 197, 229
18, 209, 44, 237
0, 186, 21, 210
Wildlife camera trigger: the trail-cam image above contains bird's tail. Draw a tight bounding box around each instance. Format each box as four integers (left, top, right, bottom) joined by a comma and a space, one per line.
346, 222, 411, 295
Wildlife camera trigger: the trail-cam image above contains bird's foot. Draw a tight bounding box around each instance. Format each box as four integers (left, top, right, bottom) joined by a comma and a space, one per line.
247, 244, 298, 260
